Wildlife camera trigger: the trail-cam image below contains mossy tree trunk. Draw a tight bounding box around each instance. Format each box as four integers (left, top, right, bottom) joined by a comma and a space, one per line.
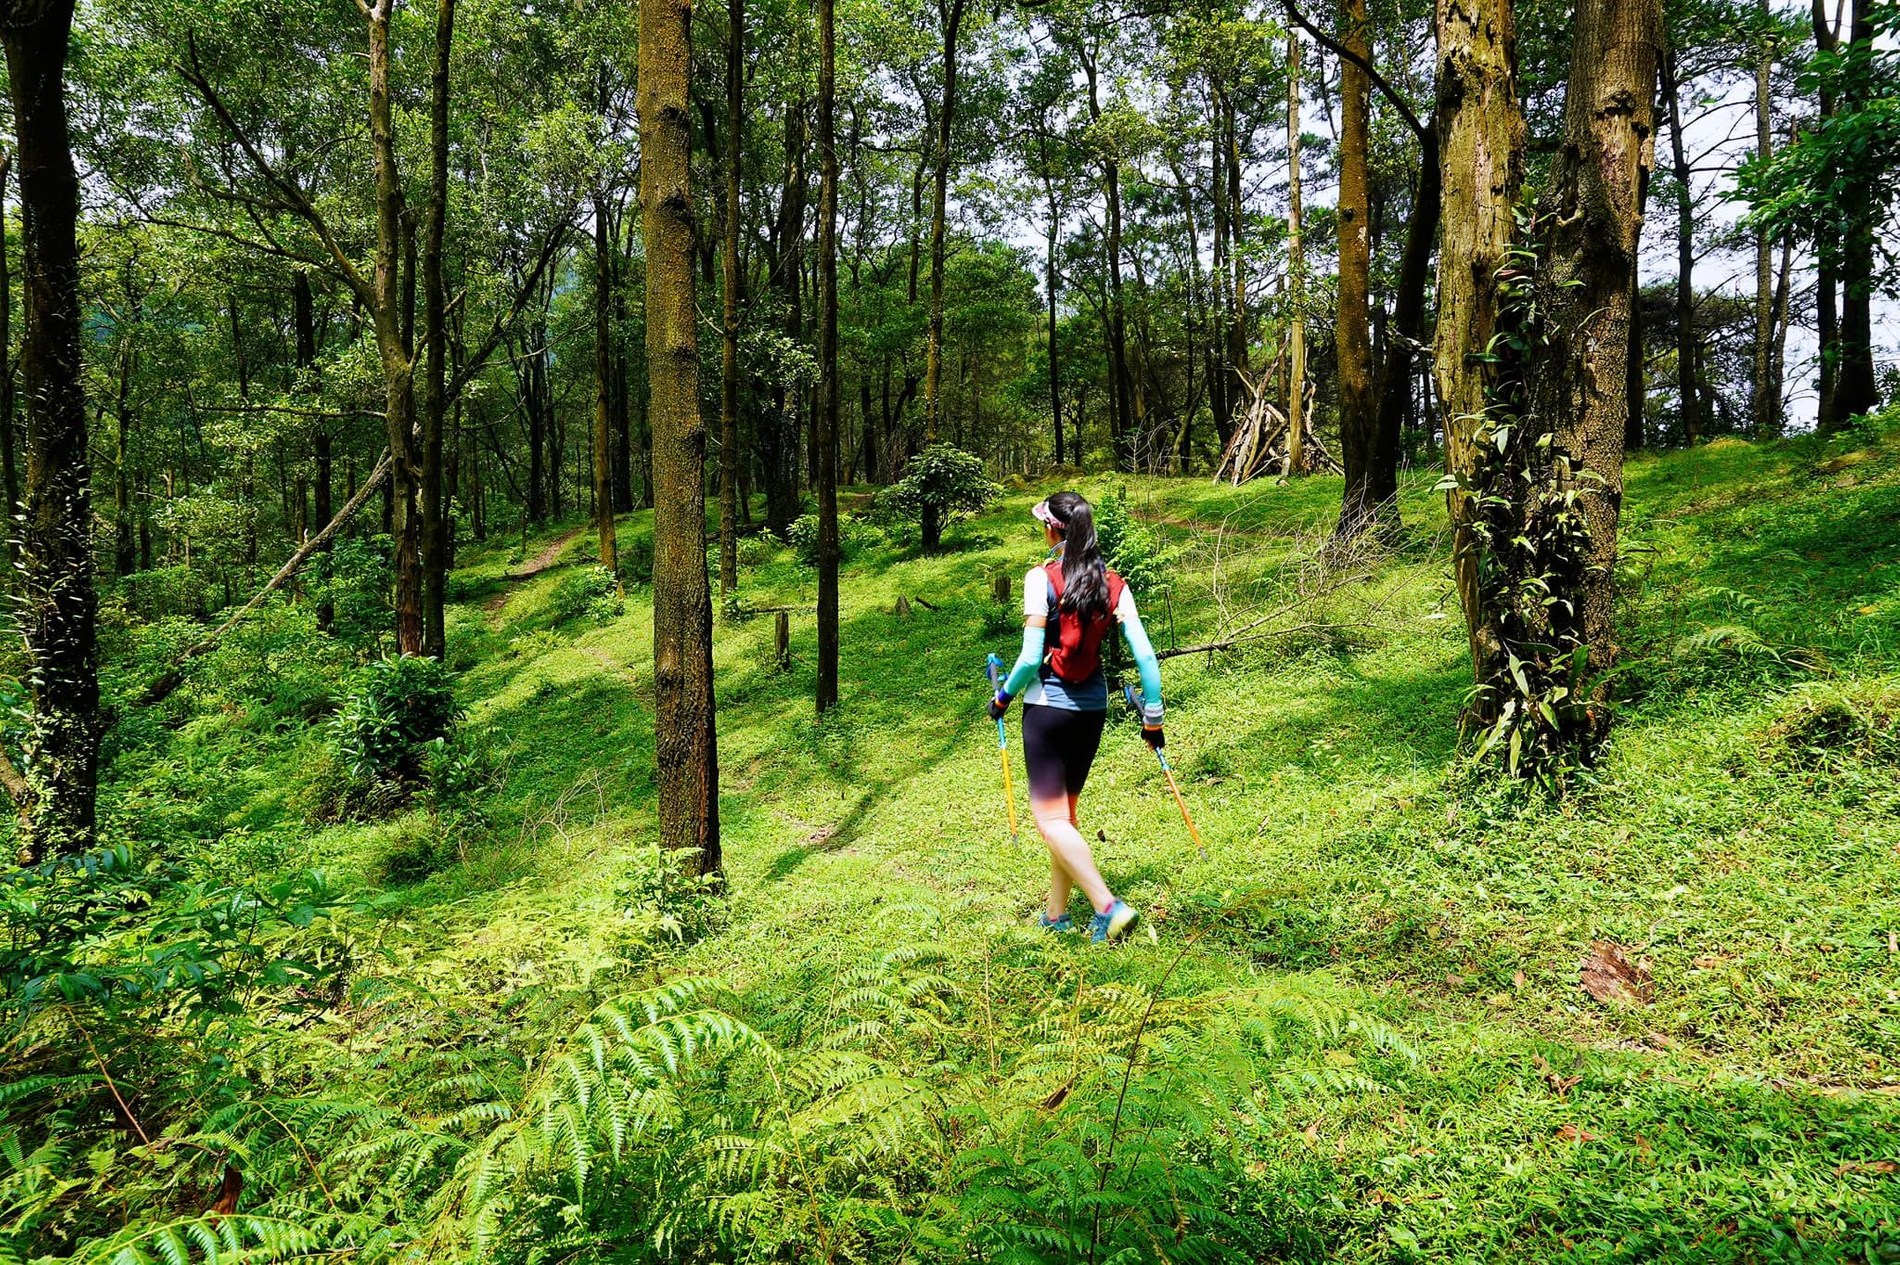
1433, 0, 1525, 699
1284, 30, 1307, 477
1532, 0, 1659, 675
639, 0, 720, 873
1660, 46, 1701, 444
3, 0, 100, 860
1334, 0, 1378, 526
593, 184, 619, 579
420, 0, 455, 658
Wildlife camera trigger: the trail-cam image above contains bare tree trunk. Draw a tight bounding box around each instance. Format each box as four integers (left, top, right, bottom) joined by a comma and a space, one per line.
1750, 8, 1778, 439
292, 270, 334, 631
764, 96, 806, 538
639, 0, 720, 874
1810, 0, 1840, 432
419, 0, 455, 658
593, 188, 619, 577
1285, 30, 1307, 477
0, 151, 17, 548
3, 0, 100, 860
1044, 176, 1062, 466
918, 0, 967, 549
113, 264, 139, 578
1833, 0, 1877, 420
1334, 0, 1377, 524
1660, 47, 1700, 444
816, 0, 840, 711
718, 0, 743, 594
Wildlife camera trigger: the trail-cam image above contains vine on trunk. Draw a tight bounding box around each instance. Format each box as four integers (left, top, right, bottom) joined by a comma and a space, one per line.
1443, 213, 1604, 786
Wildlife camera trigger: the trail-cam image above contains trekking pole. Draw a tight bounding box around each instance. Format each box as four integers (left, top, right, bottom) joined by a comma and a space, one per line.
1125, 684, 1206, 860
985, 653, 1020, 840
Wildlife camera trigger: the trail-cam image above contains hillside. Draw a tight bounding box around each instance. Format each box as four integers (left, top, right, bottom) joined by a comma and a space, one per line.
15, 427, 1900, 1262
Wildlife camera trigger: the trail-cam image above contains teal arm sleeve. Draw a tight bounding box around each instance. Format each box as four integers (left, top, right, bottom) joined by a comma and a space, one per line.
1121, 600, 1164, 724
1001, 621, 1044, 697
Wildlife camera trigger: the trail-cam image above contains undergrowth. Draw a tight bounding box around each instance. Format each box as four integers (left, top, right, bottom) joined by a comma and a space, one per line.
3, 433, 1899, 1261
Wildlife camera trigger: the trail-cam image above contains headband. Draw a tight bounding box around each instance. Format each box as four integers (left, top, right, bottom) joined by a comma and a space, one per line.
1032, 499, 1063, 528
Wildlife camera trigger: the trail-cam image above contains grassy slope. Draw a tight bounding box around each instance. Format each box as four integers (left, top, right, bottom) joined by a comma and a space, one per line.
141, 432, 1900, 1259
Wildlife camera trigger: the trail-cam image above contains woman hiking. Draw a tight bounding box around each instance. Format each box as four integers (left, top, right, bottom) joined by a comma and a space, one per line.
988, 491, 1164, 943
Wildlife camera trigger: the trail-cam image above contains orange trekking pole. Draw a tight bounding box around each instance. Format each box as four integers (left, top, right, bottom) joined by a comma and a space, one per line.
1125, 684, 1206, 859
986, 654, 1020, 840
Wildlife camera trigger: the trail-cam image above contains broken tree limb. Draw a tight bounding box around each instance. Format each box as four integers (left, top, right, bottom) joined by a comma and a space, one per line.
140, 450, 393, 706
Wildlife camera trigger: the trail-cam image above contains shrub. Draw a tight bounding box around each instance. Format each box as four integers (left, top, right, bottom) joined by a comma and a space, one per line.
373, 812, 452, 886
330, 655, 460, 810
1093, 488, 1182, 600
549, 565, 623, 625
736, 532, 780, 567
876, 443, 1000, 547
311, 534, 396, 644
616, 534, 654, 586
787, 513, 887, 566
722, 589, 758, 623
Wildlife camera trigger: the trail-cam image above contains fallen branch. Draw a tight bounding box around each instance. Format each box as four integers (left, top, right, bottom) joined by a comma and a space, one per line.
909, 595, 941, 611
1156, 621, 1372, 660
141, 450, 393, 706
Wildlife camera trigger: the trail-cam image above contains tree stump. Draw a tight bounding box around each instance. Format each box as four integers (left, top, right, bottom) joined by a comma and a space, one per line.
774, 610, 791, 670
894, 595, 911, 617
992, 574, 1010, 605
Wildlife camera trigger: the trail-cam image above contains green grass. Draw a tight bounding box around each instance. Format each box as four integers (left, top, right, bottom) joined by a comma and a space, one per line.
89, 426, 1900, 1260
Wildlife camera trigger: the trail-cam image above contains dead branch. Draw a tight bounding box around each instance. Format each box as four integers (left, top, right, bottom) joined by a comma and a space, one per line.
140, 450, 393, 707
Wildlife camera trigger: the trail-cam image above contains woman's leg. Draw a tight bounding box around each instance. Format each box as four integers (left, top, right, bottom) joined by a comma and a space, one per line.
1033, 795, 1113, 913
1024, 706, 1115, 916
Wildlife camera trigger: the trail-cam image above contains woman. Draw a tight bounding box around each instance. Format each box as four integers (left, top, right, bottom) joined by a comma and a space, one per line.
987, 491, 1164, 943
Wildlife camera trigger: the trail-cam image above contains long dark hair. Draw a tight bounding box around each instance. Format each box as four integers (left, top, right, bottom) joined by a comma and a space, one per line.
1046, 491, 1109, 618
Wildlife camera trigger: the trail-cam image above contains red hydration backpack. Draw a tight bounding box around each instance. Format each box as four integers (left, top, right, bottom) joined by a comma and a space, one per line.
1041, 559, 1126, 684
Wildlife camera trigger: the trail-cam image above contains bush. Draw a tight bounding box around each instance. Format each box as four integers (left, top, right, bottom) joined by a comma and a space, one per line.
722, 589, 758, 623
312, 534, 396, 644
373, 811, 453, 885
787, 513, 887, 566
616, 534, 654, 586
876, 443, 1000, 546
330, 655, 460, 811
736, 532, 780, 567
1093, 488, 1182, 600
118, 565, 209, 620
549, 565, 624, 625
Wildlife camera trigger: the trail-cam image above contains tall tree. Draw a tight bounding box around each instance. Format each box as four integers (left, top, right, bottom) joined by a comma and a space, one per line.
816, 0, 840, 711
1749, 0, 1779, 439
1434, 0, 1525, 704
639, 0, 720, 872
3, 0, 101, 859
920, 0, 969, 548
717, 0, 742, 595
593, 187, 620, 577
1332, 0, 1378, 527
1283, 27, 1307, 476
0, 150, 17, 535
420, 0, 456, 658
1659, 44, 1701, 443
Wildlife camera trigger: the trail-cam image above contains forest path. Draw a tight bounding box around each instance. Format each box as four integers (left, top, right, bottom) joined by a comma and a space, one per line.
482, 525, 588, 619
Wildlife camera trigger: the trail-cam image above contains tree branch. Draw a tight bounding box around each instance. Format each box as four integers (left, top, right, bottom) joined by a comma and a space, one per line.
140, 450, 393, 706
1279, 0, 1430, 147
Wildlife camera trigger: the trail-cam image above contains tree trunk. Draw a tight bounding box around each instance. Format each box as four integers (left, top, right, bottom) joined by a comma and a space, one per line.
419, 0, 455, 659
1334, 0, 1378, 526
1045, 180, 1062, 466
594, 187, 619, 577
1810, 0, 1840, 433
816, 0, 840, 711
639, 0, 720, 874
1833, 0, 1877, 420
1750, 8, 1778, 439
1434, 0, 1525, 697
364, 0, 423, 655
921, 0, 966, 450
763, 97, 806, 538
292, 270, 334, 631
1284, 31, 1307, 477
1660, 47, 1700, 444
1532, 0, 1659, 689
0, 151, 17, 547
113, 267, 138, 578
718, 0, 742, 594
1082, 47, 1134, 473
3, 0, 100, 861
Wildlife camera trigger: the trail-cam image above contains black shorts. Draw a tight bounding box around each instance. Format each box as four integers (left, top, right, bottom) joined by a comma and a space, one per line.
1022, 703, 1106, 802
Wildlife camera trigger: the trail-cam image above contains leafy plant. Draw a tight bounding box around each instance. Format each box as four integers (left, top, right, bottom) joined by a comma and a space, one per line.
330, 655, 460, 810
548, 566, 623, 625
874, 444, 1000, 549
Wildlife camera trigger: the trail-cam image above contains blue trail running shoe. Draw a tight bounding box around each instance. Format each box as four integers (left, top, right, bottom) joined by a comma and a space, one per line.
1038, 912, 1075, 933
1089, 900, 1139, 944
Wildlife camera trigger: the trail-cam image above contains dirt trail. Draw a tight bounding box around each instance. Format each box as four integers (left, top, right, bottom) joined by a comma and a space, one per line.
482, 526, 587, 618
